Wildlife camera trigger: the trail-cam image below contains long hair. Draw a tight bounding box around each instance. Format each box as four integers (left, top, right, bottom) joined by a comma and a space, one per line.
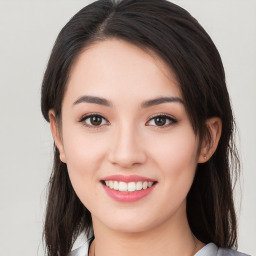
41, 1, 239, 255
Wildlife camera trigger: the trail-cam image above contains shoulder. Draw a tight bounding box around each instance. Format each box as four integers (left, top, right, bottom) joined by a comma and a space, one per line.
195, 243, 251, 256
218, 248, 251, 256
69, 242, 89, 256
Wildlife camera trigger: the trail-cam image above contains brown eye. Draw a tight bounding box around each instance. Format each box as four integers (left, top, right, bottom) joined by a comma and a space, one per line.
90, 115, 103, 126
154, 116, 167, 126
81, 114, 108, 127
147, 114, 177, 127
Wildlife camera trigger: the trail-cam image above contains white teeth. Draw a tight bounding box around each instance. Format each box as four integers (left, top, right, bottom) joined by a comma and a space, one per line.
109, 180, 114, 189
114, 181, 119, 190
104, 180, 154, 192
128, 182, 136, 192
119, 182, 128, 192
136, 181, 143, 190
148, 182, 153, 187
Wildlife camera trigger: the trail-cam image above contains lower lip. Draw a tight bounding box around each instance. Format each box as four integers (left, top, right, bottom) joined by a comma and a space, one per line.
102, 184, 156, 202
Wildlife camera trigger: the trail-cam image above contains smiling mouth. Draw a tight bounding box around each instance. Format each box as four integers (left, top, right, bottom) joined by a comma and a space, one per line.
101, 180, 157, 192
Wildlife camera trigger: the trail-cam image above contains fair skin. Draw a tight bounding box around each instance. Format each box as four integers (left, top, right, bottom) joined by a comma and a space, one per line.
49, 39, 221, 256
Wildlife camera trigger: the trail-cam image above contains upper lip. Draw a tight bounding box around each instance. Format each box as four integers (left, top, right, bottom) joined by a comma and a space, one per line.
101, 175, 156, 183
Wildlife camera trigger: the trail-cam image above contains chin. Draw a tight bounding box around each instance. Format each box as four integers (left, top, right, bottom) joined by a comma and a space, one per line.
92, 207, 171, 234
106, 220, 155, 234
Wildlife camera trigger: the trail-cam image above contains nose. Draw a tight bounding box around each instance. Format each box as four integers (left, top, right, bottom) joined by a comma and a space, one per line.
108, 124, 147, 169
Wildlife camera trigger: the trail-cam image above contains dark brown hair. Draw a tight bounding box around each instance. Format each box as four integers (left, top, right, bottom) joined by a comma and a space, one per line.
41, 1, 239, 255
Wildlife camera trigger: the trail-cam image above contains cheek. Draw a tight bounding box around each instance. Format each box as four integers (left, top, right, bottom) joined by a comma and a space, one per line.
63, 127, 107, 171
147, 127, 198, 216
148, 126, 198, 180
61, 126, 109, 197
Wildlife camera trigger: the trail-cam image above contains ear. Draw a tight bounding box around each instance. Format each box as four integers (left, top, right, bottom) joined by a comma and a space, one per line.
198, 117, 222, 163
48, 110, 67, 163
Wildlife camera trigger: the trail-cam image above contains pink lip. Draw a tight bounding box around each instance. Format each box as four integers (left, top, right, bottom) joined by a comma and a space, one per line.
101, 175, 157, 202
101, 175, 155, 183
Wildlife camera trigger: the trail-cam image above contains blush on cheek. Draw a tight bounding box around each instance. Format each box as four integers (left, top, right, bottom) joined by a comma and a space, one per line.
64, 132, 108, 171
155, 141, 197, 171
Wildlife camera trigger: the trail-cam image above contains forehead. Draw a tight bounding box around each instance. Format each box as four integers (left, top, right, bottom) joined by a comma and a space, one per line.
65, 39, 182, 103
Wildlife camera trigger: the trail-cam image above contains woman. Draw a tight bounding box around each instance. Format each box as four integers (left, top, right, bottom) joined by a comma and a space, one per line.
41, 0, 250, 256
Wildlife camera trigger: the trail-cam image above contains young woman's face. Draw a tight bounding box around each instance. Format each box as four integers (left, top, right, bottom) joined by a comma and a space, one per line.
54, 39, 201, 233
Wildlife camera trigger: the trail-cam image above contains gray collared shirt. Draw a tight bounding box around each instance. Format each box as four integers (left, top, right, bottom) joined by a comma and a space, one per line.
70, 241, 250, 256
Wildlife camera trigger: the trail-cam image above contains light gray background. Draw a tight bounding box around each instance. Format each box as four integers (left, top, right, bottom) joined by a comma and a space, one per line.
0, 1, 255, 256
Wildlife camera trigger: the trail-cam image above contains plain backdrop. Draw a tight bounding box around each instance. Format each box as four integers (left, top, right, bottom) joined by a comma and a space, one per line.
0, 1, 255, 256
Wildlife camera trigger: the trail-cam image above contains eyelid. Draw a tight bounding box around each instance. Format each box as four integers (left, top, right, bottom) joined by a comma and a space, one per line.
146, 113, 177, 127
79, 113, 110, 128
78, 112, 177, 128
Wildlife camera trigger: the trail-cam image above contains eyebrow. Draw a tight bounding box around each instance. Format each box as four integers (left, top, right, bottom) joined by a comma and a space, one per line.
73, 95, 112, 107
73, 95, 184, 108
141, 96, 184, 108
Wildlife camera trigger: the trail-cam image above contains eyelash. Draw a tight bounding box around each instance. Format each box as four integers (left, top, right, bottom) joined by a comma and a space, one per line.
79, 113, 177, 129
146, 113, 177, 128
79, 113, 110, 129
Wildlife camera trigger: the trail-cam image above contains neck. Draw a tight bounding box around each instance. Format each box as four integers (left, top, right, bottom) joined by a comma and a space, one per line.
90, 205, 204, 256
